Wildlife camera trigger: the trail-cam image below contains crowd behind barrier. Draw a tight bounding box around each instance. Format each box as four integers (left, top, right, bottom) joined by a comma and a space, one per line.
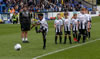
0, 11, 99, 24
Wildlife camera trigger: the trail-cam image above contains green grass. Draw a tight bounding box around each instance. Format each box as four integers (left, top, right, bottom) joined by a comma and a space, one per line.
0, 16, 100, 59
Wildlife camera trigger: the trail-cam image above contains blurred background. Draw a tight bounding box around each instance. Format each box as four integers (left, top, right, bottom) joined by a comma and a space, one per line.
0, 0, 99, 24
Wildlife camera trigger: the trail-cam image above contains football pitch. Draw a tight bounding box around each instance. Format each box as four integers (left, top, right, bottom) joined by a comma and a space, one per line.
0, 16, 100, 59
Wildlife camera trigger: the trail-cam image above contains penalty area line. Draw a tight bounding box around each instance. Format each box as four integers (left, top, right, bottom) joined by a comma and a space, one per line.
32, 39, 100, 59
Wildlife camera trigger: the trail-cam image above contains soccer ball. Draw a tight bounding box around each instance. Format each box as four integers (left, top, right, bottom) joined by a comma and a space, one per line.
14, 44, 21, 51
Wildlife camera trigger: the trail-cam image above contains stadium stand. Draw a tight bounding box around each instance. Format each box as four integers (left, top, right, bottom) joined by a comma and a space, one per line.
0, 0, 94, 13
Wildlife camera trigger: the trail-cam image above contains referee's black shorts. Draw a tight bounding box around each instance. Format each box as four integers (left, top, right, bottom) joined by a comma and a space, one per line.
21, 23, 30, 31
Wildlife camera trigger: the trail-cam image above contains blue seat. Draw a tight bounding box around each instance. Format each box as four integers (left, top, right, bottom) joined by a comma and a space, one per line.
72, 4, 74, 7
88, 8, 92, 11
0, 6, 2, 12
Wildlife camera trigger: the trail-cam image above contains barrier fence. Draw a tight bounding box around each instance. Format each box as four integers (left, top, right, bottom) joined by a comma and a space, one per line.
0, 11, 99, 24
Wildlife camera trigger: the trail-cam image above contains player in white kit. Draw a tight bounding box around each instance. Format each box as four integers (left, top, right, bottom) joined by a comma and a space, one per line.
77, 8, 90, 43
85, 9, 91, 39
31, 13, 48, 49
63, 12, 72, 44
54, 13, 63, 44
71, 13, 79, 42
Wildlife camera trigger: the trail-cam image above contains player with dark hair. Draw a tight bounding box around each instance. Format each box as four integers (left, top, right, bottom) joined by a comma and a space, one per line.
31, 13, 48, 49
19, 5, 31, 43
54, 13, 63, 44
63, 12, 72, 44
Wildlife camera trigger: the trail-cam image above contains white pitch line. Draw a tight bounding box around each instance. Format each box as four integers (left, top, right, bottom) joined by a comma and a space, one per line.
32, 39, 100, 59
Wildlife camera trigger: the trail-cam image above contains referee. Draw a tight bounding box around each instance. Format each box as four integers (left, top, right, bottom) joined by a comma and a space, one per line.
19, 5, 31, 43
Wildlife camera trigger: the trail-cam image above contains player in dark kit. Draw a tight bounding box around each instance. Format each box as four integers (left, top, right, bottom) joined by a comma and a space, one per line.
19, 5, 31, 43
31, 13, 48, 49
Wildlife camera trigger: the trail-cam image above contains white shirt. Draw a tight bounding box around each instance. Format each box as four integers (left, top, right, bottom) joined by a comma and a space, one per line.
54, 19, 63, 32
72, 18, 79, 31
85, 14, 92, 29
78, 13, 89, 29
38, 18, 48, 32
63, 18, 71, 31
85, 14, 92, 22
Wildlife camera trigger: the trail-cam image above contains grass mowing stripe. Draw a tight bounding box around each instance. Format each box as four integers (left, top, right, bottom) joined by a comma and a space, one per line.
32, 39, 100, 59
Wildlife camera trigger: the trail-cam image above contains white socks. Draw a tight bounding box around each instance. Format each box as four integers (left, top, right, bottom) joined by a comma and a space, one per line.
22, 38, 24, 41
22, 38, 28, 41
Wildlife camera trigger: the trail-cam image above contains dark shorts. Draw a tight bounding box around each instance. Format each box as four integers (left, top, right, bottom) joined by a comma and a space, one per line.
73, 31, 78, 35
64, 31, 71, 35
40, 28, 48, 33
56, 32, 62, 35
79, 29, 87, 35
21, 23, 30, 31
73, 31, 77, 33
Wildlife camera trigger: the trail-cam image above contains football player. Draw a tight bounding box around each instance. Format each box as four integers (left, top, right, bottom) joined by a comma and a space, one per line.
54, 13, 63, 44
85, 9, 92, 39
63, 12, 72, 44
77, 8, 90, 43
71, 13, 79, 42
31, 13, 48, 49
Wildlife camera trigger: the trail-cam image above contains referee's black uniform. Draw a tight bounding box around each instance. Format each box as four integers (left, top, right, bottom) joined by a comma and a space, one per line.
19, 11, 31, 31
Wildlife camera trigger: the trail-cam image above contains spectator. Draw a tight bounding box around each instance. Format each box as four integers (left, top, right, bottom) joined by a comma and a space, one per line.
10, 7, 15, 13
0, 0, 90, 13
